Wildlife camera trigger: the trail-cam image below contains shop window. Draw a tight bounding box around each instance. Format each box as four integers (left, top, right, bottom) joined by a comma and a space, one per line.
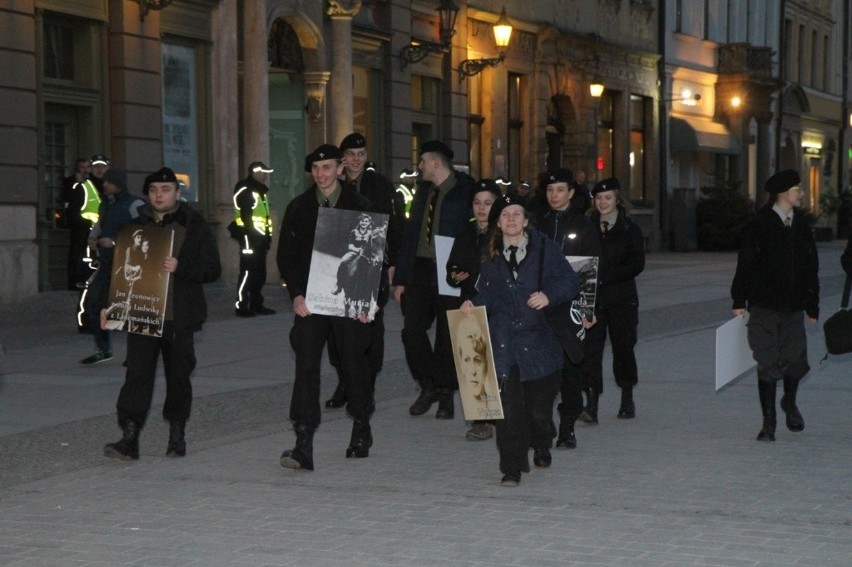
162, 42, 199, 202
629, 94, 648, 204
596, 91, 614, 181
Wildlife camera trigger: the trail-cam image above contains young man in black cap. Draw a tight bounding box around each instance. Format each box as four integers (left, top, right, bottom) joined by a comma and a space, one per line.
276, 144, 376, 471
102, 167, 221, 460
731, 169, 818, 442
323, 132, 405, 409
80, 167, 144, 364
232, 161, 275, 316
392, 140, 475, 419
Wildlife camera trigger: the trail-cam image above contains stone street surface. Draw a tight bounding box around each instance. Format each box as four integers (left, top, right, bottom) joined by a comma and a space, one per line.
1, 242, 851, 566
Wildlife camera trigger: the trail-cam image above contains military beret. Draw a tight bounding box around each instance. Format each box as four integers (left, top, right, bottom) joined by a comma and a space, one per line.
488, 191, 528, 223
304, 144, 342, 172
592, 177, 621, 195
90, 153, 110, 166
143, 167, 178, 195
419, 140, 454, 161
545, 168, 574, 186
339, 132, 367, 152
765, 169, 801, 194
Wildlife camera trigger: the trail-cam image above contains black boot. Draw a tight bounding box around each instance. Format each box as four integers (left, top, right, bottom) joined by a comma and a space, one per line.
756, 380, 777, 442
435, 389, 454, 419
780, 378, 805, 432
345, 420, 373, 458
617, 387, 635, 419
280, 424, 315, 470
579, 390, 599, 424
325, 380, 347, 409
533, 448, 552, 467
409, 382, 437, 416
104, 421, 140, 461
166, 420, 186, 457
555, 414, 577, 449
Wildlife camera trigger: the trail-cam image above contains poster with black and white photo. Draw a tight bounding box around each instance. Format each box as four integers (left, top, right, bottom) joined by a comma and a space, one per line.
565, 255, 599, 340
104, 225, 174, 336
305, 207, 389, 321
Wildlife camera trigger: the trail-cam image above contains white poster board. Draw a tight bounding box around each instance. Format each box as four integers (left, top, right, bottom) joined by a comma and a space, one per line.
715, 314, 756, 391
435, 235, 461, 297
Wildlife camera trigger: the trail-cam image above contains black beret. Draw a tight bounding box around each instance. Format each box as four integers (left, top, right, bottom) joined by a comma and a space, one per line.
304, 144, 342, 172
592, 177, 621, 195
90, 153, 109, 166
545, 168, 574, 186
248, 161, 273, 174
339, 132, 367, 152
488, 191, 528, 223
765, 169, 801, 194
474, 178, 501, 194
143, 167, 178, 195
419, 140, 454, 161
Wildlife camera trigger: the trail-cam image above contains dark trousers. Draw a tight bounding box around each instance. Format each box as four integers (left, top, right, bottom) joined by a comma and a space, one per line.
400, 258, 461, 391
581, 302, 639, 395
236, 249, 267, 312
116, 322, 196, 429
328, 307, 385, 382
747, 306, 809, 384
86, 268, 112, 353
495, 367, 561, 474
289, 314, 373, 428
557, 358, 585, 419
67, 225, 91, 289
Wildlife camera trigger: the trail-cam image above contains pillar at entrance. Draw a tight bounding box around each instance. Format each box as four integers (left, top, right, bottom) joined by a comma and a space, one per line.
243, 0, 270, 167
326, 1, 361, 145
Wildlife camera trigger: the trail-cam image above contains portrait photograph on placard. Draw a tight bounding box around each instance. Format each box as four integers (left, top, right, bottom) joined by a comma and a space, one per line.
565, 255, 599, 340
447, 306, 504, 421
104, 225, 174, 336
305, 207, 389, 321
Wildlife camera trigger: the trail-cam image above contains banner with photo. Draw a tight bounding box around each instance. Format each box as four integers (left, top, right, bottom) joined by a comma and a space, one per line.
104, 226, 174, 336
565, 255, 599, 341
305, 207, 389, 321
447, 306, 504, 421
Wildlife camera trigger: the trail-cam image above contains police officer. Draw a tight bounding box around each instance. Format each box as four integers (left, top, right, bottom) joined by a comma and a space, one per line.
102, 167, 222, 460
89, 153, 110, 190
62, 158, 97, 290
233, 161, 275, 316
324, 132, 405, 409
276, 145, 375, 471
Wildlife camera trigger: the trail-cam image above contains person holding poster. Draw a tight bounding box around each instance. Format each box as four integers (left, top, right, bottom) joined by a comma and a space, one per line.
102, 167, 221, 461
461, 193, 579, 487
582, 178, 645, 422
731, 169, 818, 442
276, 145, 375, 471
537, 169, 600, 449
446, 178, 500, 440
393, 140, 475, 420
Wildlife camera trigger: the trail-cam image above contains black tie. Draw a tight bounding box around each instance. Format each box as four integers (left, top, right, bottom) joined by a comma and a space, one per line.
508, 245, 519, 274
784, 217, 791, 228
601, 221, 609, 235
323, 198, 330, 208
425, 187, 439, 244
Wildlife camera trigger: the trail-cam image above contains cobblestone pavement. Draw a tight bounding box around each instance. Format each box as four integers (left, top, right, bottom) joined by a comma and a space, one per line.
1, 244, 851, 566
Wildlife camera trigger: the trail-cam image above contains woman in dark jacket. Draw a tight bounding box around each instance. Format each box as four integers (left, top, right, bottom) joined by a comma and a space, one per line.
581, 178, 645, 422
537, 169, 601, 449
461, 193, 580, 486
447, 179, 501, 441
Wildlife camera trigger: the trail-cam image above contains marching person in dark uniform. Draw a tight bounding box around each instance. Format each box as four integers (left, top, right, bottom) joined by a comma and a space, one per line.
537, 168, 600, 449
446, 178, 500, 440
731, 169, 818, 442
62, 157, 96, 290
102, 167, 221, 460
324, 132, 404, 409
581, 178, 645, 421
232, 161, 275, 317
276, 144, 375, 471
393, 140, 475, 419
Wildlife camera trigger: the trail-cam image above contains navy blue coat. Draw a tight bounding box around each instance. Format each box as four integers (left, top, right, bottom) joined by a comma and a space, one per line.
473, 230, 580, 382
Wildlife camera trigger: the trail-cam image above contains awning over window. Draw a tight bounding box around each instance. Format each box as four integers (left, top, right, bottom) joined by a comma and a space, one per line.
669, 115, 741, 155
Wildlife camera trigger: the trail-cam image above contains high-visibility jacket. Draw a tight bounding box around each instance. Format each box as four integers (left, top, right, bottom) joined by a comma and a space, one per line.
80, 179, 101, 223
233, 183, 272, 236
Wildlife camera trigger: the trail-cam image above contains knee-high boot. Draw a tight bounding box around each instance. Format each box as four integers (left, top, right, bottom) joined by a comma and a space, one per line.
345, 419, 373, 458
780, 378, 805, 432
280, 424, 315, 470
756, 380, 777, 442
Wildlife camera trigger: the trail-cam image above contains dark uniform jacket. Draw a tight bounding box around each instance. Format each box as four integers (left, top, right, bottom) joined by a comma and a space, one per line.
731, 205, 819, 318
537, 208, 601, 258
589, 208, 645, 308
446, 220, 489, 301
128, 202, 222, 333
473, 230, 580, 382
277, 184, 372, 301
393, 170, 476, 286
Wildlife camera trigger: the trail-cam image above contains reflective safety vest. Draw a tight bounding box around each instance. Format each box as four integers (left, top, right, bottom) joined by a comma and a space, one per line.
80, 179, 101, 224
396, 184, 414, 218
233, 186, 272, 236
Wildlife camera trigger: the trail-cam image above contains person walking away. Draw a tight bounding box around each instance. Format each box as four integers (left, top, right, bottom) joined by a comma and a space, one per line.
537, 168, 600, 448
446, 179, 500, 440
731, 169, 818, 442
102, 167, 221, 460
393, 140, 475, 419
460, 193, 579, 486
581, 178, 645, 421
232, 161, 275, 316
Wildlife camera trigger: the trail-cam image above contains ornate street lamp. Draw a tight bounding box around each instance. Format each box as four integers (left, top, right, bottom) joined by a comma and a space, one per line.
399, 0, 460, 70
458, 7, 514, 81
138, 0, 175, 21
